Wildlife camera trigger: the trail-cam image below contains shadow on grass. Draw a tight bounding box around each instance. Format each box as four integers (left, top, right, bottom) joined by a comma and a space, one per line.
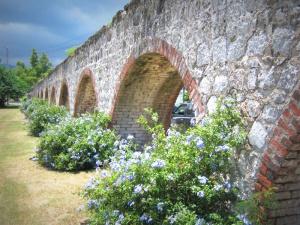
0, 105, 20, 109
38, 162, 96, 174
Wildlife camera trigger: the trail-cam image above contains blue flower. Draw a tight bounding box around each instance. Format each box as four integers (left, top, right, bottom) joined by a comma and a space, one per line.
85, 178, 98, 190
96, 160, 102, 167
195, 156, 203, 163
190, 118, 196, 126
112, 210, 120, 216
127, 134, 135, 141
196, 138, 205, 149
197, 191, 205, 198
215, 145, 230, 152
224, 181, 232, 191
100, 170, 110, 178
186, 135, 194, 144
115, 213, 124, 225
127, 200, 135, 207
145, 146, 152, 152
87, 199, 99, 209
237, 214, 251, 225
110, 161, 121, 172
196, 217, 206, 225
140, 213, 153, 224
151, 159, 166, 169
167, 129, 180, 137
127, 173, 135, 181
214, 184, 223, 191
134, 184, 143, 194
168, 215, 177, 224
156, 202, 164, 212
197, 176, 208, 184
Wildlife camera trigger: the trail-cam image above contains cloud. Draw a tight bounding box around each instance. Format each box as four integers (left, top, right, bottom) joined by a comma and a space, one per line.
58, 6, 112, 34
0, 22, 67, 65
0, 22, 66, 45
0, 0, 130, 66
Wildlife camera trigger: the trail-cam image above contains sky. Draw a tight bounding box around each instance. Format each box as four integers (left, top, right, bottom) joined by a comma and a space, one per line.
0, 0, 129, 66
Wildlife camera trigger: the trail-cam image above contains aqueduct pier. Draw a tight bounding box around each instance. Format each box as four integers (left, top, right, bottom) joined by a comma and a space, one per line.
31, 0, 300, 223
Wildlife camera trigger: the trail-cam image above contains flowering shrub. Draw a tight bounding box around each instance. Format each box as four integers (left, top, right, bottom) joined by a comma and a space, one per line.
21, 98, 68, 136
20, 96, 32, 114
37, 112, 117, 171
83, 103, 249, 225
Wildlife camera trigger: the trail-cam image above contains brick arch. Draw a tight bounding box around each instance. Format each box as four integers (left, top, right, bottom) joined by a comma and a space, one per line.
50, 86, 56, 104
58, 80, 70, 110
110, 38, 204, 145
44, 87, 49, 101
74, 68, 98, 116
255, 84, 300, 224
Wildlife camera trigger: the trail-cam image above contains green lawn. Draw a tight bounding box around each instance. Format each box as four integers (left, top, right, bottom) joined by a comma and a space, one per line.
0, 108, 93, 225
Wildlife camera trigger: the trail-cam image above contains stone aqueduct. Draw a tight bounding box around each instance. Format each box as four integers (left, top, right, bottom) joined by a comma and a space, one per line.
31, 0, 300, 223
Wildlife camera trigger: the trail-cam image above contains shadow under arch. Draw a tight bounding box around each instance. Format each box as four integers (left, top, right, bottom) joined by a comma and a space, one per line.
74, 68, 97, 116
44, 87, 49, 101
59, 80, 70, 110
110, 38, 204, 145
50, 86, 56, 104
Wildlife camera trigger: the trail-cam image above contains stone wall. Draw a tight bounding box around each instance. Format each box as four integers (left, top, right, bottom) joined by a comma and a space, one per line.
31, 0, 300, 210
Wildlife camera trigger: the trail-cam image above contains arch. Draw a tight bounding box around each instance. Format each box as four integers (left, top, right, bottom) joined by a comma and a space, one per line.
74, 68, 97, 116
255, 84, 300, 224
59, 80, 70, 110
50, 86, 56, 104
40, 90, 43, 99
110, 39, 204, 145
44, 87, 49, 101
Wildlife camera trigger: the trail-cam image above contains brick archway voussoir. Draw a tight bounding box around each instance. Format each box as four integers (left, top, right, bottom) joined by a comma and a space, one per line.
256, 87, 300, 192
110, 38, 205, 120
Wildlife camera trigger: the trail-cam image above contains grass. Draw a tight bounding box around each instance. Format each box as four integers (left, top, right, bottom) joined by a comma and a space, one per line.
0, 108, 94, 225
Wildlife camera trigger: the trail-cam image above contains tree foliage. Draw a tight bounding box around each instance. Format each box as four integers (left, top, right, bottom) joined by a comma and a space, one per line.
0, 65, 27, 107
0, 49, 53, 106
65, 47, 77, 57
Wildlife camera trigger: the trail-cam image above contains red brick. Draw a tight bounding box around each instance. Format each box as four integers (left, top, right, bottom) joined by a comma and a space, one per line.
270, 139, 288, 157
258, 173, 272, 188
278, 118, 296, 136
263, 153, 271, 164
260, 163, 268, 175
255, 182, 263, 191
282, 109, 291, 122
281, 136, 293, 148
263, 152, 280, 172
289, 102, 300, 117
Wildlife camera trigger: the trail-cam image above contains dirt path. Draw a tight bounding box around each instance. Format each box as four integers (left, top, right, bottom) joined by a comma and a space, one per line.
0, 108, 94, 225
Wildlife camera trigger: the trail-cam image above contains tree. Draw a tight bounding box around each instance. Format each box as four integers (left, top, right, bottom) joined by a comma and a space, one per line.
0, 50, 53, 106
30, 49, 38, 68
37, 53, 52, 78
0, 66, 24, 107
